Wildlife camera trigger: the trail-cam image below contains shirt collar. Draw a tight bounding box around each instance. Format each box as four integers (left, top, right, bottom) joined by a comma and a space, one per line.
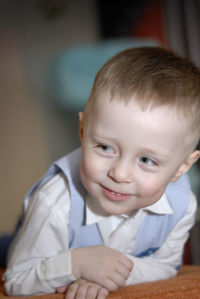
142, 193, 173, 215
85, 193, 110, 225
85, 192, 173, 226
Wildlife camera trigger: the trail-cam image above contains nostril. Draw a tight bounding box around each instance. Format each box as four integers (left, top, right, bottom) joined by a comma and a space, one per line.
108, 167, 132, 183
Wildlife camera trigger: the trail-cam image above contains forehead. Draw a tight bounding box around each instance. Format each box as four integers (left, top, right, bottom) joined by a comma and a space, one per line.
88, 91, 185, 126
85, 93, 194, 151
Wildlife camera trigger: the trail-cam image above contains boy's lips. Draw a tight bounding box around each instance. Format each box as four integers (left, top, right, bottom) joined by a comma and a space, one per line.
101, 185, 132, 202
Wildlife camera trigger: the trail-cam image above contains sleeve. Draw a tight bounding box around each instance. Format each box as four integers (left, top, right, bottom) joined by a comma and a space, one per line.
125, 191, 197, 285
3, 173, 76, 296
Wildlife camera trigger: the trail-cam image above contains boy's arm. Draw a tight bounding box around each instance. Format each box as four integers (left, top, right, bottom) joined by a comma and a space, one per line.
71, 245, 133, 292
4, 172, 132, 296
3, 173, 76, 296
124, 192, 197, 285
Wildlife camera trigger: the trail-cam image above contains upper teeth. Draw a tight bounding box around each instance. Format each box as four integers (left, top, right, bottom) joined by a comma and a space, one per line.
111, 191, 123, 196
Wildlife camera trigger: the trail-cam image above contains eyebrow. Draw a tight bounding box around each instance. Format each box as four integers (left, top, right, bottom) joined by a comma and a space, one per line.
91, 131, 110, 138
91, 132, 117, 143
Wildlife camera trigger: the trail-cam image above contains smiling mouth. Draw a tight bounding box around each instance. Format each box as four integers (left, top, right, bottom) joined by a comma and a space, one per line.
101, 186, 132, 201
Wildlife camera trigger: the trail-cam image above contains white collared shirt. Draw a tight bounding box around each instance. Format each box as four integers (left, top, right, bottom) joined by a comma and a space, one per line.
4, 172, 197, 296
86, 192, 173, 255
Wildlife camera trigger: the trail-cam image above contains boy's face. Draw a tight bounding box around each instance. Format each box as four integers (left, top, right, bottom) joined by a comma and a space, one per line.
79, 93, 199, 216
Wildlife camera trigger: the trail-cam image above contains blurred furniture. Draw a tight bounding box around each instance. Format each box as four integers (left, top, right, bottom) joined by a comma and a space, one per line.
49, 38, 157, 112
1, 265, 200, 298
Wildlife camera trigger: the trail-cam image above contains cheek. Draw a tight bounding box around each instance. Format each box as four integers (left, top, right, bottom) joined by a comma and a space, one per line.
80, 155, 102, 182
138, 178, 168, 203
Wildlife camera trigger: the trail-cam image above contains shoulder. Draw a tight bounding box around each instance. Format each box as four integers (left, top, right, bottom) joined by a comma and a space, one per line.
37, 172, 69, 197
55, 148, 82, 170
165, 174, 191, 213
24, 172, 70, 214
185, 191, 197, 221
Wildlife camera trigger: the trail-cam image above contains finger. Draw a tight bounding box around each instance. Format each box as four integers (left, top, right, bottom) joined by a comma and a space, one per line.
75, 285, 88, 299
119, 255, 134, 270
116, 263, 132, 280
65, 283, 79, 299
102, 278, 118, 292
86, 285, 100, 299
109, 271, 126, 287
56, 285, 68, 293
97, 287, 109, 299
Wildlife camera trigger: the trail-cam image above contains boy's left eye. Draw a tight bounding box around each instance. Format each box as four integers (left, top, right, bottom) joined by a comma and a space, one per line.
140, 156, 156, 166
99, 144, 113, 152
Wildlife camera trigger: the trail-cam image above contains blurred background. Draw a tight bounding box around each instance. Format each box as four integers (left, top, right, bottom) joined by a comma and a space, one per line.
0, 0, 200, 263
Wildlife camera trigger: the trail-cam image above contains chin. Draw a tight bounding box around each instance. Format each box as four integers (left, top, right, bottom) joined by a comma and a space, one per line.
100, 203, 128, 216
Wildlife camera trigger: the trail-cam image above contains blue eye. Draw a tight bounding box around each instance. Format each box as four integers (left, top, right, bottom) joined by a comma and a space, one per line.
140, 157, 156, 165
99, 144, 112, 152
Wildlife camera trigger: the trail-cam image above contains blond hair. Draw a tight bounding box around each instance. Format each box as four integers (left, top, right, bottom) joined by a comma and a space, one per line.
85, 46, 200, 148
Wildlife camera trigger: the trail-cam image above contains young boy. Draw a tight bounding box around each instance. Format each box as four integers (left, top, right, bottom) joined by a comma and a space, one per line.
3, 46, 200, 299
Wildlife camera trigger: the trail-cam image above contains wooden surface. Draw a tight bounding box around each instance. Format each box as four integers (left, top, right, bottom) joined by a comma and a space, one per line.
1, 265, 200, 298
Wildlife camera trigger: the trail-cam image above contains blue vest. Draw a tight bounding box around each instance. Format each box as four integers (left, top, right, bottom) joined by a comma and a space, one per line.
25, 148, 190, 261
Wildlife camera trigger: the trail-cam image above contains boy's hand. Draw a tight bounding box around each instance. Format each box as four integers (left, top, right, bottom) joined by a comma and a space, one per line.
57, 279, 109, 299
71, 246, 133, 292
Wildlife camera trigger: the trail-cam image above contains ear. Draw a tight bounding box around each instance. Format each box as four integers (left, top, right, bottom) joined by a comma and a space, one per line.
171, 150, 200, 182
78, 112, 84, 140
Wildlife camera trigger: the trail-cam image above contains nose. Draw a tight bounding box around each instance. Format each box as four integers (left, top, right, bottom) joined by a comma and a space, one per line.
108, 159, 133, 183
